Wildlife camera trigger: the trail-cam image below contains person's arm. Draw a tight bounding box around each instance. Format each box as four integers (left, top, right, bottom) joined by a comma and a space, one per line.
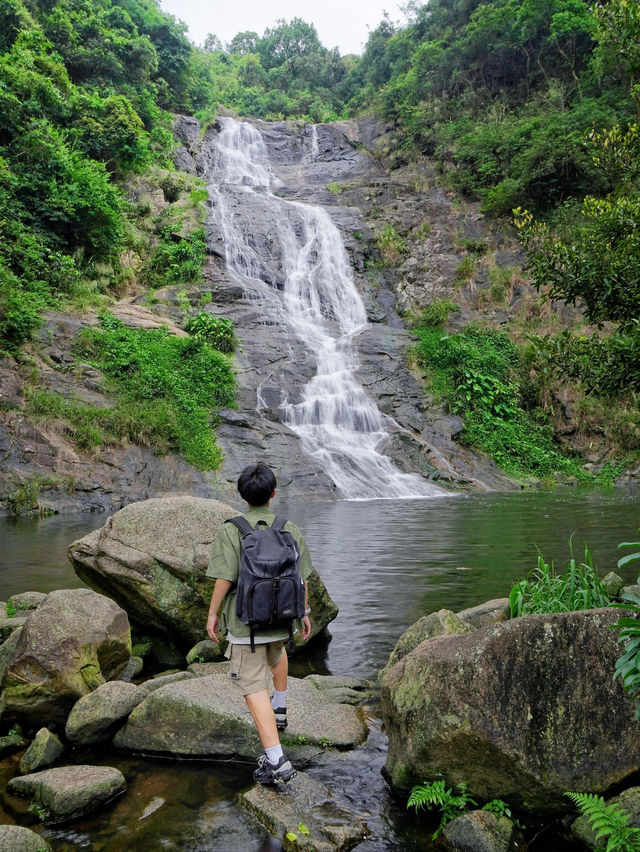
301, 581, 311, 642
207, 578, 232, 642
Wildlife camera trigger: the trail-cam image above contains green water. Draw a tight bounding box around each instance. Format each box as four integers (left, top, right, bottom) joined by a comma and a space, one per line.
1, 489, 639, 850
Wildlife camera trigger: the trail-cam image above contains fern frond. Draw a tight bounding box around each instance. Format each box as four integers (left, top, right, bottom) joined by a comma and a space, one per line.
565, 792, 640, 852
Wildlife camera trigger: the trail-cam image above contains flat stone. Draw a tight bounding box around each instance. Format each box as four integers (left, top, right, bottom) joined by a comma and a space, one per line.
8, 765, 126, 823
19, 728, 64, 774
7, 592, 47, 612
305, 674, 373, 691
187, 661, 230, 677
0, 825, 52, 851
456, 598, 510, 629
114, 672, 367, 758
239, 771, 369, 851
65, 681, 147, 745
0, 730, 29, 757
316, 687, 375, 705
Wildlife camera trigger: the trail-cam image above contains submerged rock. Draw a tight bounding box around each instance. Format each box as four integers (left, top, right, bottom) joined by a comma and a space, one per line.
0, 825, 52, 851
68, 496, 338, 651
8, 765, 126, 823
65, 681, 147, 745
381, 608, 640, 814
19, 727, 64, 774
0, 589, 131, 726
239, 771, 369, 852
442, 810, 520, 852
114, 670, 367, 758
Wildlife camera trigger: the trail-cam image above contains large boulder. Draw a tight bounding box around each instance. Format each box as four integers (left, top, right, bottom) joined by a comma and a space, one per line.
380, 609, 474, 680
1, 589, 130, 726
114, 669, 367, 758
65, 680, 147, 745
0, 825, 52, 851
380, 608, 640, 814
68, 496, 338, 651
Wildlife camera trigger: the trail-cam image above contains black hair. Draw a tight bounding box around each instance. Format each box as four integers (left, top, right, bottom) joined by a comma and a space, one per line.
237, 463, 277, 506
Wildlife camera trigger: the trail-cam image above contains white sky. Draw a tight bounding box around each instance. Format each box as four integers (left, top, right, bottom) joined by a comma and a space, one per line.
158, 0, 406, 56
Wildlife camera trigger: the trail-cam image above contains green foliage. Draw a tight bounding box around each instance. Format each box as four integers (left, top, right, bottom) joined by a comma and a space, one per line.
565, 792, 640, 852
455, 256, 476, 284
146, 228, 207, 288
416, 299, 460, 328
509, 541, 610, 617
407, 776, 477, 839
613, 538, 640, 719
185, 312, 236, 353
30, 314, 237, 469
5, 600, 16, 617
413, 325, 585, 478
376, 224, 406, 264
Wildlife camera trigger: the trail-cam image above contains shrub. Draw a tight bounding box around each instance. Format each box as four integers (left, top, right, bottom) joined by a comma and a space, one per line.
417, 299, 460, 328
376, 224, 406, 264
185, 312, 236, 353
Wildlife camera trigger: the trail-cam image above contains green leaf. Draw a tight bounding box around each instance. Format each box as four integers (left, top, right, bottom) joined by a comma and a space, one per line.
286, 832, 298, 841
298, 823, 310, 835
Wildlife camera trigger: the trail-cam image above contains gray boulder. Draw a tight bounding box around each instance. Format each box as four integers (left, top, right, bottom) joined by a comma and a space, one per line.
186, 639, 223, 664
1, 589, 131, 725
442, 810, 520, 852
0, 614, 27, 641
456, 598, 510, 629
114, 669, 367, 758
65, 681, 147, 745
8, 765, 126, 822
0, 626, 22, 682
19, 728, 64, 774
0, 825, 52, 851
380, 609, 474, 680
239, 771, 369, 851
381, 608, 640, 814
68, 496, 338, 651
7, 592, 47, 612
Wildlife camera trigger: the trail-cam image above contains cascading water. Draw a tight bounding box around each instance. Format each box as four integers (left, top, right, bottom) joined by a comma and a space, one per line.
210, 117, 444, 499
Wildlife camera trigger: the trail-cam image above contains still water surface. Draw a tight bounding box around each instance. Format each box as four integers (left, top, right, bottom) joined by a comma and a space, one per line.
1, 489, 639, 850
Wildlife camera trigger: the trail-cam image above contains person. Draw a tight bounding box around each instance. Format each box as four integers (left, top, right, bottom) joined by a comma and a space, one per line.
206, 462, 312, 785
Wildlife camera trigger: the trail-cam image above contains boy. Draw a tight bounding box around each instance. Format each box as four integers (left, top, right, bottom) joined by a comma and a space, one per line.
206, 462, 312, 784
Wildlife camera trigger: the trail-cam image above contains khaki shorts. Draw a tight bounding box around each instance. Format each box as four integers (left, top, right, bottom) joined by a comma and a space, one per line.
228, 641, 286, 696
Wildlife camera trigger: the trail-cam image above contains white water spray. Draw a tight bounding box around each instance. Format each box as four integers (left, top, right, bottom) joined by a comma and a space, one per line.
210, 118, 443, 499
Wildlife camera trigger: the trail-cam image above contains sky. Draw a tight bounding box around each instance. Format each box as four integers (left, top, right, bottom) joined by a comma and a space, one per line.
158, 0, 406, 56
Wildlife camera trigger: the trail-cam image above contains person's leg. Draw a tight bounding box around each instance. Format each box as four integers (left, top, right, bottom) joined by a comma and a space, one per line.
245, 689, 279, 749
270, 647, 288, 691
267, 643, 288, 729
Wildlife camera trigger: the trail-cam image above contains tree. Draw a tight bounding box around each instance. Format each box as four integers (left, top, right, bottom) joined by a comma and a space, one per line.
228, 30, 258, 55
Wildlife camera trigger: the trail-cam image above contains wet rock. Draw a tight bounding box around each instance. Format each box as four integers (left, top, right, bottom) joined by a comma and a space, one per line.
0, 728, 28, 757
239, 771, 369, 851
571, 786, 640, 847
380, 609, 474, 680
19, 728, 64, 774
186, 639, 223, 664
0, 614, 28, 641
1, 589, 131, 726
114, 671, 367, 758
7, 591, 47, 612
456, 598, 510, 629
442, 810, 520, 852
65, 681, 147, 745
69, 496, 338, 651
0, 825, 52, 851
8, 765, 126, 823
119, 655, 144, 682
602, 572, 625, 597
0, 626, 22, 681
381, 608, 640, 814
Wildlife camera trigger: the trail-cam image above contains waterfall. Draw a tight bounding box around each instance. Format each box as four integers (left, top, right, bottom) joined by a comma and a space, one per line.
209, 117, 443, 499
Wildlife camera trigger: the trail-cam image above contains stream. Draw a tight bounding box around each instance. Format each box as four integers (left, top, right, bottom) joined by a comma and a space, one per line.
1, 488, 639, 850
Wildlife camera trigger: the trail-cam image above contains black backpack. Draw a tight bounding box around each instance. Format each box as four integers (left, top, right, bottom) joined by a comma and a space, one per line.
225, 516, 306, 652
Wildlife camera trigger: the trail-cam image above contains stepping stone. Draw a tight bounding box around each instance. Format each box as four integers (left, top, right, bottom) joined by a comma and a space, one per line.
239, 771, 369, 851
65, 681, 146, 745
8, 765, 126, 822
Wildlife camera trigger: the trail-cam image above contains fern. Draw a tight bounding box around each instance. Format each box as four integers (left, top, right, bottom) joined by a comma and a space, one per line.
565, 792, 640, 852
408, 776, 477, 839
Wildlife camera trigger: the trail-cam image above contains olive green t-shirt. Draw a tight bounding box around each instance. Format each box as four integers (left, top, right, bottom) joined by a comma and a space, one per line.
206, 506, 313, 642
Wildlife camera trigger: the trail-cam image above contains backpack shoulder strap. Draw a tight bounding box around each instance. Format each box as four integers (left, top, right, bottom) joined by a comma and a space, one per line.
270, 516, 288, 531
225, 516, 254, 537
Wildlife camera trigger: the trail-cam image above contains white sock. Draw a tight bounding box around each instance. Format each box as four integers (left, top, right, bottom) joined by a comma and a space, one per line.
271, 689, 287, 710
265, 744, 283, 766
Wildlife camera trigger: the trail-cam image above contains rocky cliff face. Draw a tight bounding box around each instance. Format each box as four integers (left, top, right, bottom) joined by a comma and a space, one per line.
0, 116, 521, 516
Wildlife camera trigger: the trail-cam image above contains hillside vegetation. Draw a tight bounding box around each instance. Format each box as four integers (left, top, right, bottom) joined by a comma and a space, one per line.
1, 0, 638, 483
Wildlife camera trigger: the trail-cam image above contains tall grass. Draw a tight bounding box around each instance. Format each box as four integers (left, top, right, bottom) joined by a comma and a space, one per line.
509, 541, 611, 617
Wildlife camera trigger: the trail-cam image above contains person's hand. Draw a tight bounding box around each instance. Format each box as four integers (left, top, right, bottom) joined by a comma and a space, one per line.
207, 612, 219, 643
301, 614, 311, 642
